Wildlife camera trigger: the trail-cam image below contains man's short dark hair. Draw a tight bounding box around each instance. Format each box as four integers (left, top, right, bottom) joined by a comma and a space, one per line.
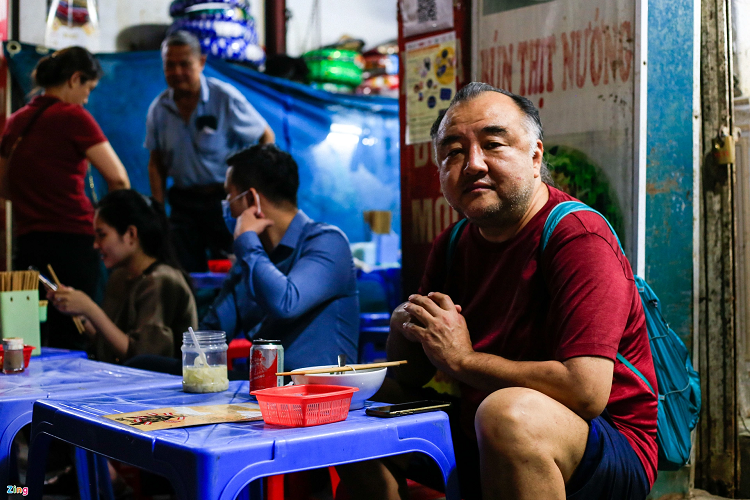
227, 144, 299, 206
161, 30, 203, 58
429, 82, 544, 143
430, 82, 553, 185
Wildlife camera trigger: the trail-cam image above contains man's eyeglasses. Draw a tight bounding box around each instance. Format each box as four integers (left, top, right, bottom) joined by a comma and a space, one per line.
226, 190, 249, 205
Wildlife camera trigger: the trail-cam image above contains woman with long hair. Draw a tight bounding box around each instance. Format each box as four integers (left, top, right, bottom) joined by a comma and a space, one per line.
48, 189, 197, 364
0, 46, 130, 350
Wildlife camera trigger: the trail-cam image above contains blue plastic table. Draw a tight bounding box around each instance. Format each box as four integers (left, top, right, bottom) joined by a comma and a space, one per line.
36, 347, 89, 360
1, 357, 181, 500
27, 381, 459, 500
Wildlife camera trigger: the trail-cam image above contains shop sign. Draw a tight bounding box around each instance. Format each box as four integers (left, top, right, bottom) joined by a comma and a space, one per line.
473, 0, 637, 254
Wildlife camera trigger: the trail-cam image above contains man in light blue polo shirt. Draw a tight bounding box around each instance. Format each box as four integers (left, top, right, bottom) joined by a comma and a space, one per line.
145, 30, 274, 272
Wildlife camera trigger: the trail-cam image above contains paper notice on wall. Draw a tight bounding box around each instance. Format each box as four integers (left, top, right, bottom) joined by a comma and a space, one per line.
103, 403, 263, 431
401, 0, 454, 38
405, 32, 457, 145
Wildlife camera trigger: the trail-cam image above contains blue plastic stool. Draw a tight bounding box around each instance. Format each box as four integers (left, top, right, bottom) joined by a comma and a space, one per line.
358, 313, 390, 363
358, 326, 390, 364
356, 267, 402, 313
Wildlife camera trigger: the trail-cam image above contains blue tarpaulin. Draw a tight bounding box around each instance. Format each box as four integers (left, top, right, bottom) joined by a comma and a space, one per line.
3, 42, 400, 244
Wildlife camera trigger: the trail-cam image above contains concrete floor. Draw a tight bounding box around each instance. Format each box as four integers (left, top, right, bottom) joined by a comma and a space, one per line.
410, 491, 741, 500
411, 490, 743, 500
691, 489, 748, 499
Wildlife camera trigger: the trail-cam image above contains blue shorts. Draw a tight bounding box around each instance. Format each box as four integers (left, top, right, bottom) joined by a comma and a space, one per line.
565, 412, 650, 500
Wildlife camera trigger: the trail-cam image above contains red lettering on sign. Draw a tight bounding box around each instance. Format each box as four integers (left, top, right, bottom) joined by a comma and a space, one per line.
480, 16, 633, 94
576, 28, 589, 89
545, 36, 556, 93
620, 21, 633, 82
503, 44, 514, 92
562, 32, 574, 91
517, 41, 528, 95
479, 44, 513, 92
590, 22, 603, 86
527, 39, 541, 95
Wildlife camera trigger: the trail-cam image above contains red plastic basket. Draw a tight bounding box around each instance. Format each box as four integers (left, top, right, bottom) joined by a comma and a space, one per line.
0, 345, 34, 369
251, 384, 358, 427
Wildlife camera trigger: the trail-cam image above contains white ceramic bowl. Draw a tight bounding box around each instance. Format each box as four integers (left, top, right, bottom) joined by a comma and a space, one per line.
291, 365, 387, 410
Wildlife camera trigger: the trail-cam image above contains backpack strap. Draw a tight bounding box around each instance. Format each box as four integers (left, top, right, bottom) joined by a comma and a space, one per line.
541, 201, 625, 255
444, 218, 469, 290
541, 201, 656, 397
616, 352, 655, 394
447, 218, 469, 263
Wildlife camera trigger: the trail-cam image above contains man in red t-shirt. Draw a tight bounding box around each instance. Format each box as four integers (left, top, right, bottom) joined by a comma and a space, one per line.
381, 84, 658, 500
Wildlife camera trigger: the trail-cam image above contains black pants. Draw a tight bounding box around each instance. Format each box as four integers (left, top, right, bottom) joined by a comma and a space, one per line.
14, 231, 102, 352
168, 185, 233, 273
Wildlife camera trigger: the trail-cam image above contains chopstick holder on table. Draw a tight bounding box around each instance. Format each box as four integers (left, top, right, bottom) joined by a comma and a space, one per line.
277, 360, 408, 376
0, 270, 43, 354
47, 264, 85, 334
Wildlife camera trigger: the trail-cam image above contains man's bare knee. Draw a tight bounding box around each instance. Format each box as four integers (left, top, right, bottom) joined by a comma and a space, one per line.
476, 387, 590, 485
475, 387, 548, 454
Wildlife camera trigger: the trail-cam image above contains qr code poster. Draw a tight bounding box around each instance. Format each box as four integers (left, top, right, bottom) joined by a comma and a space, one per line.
401, 0, 454, 38
405, 32, 457, 145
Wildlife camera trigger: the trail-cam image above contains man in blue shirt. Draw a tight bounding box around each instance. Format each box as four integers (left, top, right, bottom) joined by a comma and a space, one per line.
145, 30, 274, 272
201, 144, 359, 371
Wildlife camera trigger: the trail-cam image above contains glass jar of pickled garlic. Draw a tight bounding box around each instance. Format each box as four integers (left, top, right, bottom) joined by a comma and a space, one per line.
181, 331, 228, 393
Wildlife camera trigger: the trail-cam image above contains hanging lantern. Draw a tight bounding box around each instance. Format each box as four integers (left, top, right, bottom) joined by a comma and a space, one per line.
45, 0, 101, 52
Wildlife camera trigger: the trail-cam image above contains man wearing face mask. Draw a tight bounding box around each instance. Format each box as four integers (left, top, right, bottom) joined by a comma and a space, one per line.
200, 144, 359, 371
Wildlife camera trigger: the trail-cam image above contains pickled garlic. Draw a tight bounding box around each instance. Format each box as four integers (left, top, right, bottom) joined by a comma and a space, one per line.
183, 363, 229, 393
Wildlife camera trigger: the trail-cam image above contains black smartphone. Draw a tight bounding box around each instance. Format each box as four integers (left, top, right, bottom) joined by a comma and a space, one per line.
365, 401, 451, 418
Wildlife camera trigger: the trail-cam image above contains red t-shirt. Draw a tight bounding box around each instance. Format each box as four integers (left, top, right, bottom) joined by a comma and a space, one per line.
420, 185, 658, 486
1, 95, 107, 236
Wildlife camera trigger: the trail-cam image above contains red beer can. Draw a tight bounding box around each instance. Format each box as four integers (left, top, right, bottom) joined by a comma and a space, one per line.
249, 339, 284, 392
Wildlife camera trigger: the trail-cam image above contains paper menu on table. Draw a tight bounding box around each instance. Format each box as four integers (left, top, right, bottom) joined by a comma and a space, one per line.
103, 403, 263, 431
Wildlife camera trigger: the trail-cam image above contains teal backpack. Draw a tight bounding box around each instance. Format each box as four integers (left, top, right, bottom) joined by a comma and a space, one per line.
447, 200, 701, 470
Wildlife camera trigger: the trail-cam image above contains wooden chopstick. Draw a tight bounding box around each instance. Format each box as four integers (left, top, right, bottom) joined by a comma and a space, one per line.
277, 360, 408, 376
47, 264, 85, 334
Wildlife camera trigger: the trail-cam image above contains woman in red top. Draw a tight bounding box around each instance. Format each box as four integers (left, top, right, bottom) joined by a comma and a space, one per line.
0, 46, 130, 350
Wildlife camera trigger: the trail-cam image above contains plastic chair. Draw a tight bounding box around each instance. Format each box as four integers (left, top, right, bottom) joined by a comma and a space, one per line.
227, 338, 252, 370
